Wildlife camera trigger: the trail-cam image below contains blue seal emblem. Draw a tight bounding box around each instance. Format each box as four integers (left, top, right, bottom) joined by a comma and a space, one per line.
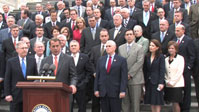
32, 104, 52, 112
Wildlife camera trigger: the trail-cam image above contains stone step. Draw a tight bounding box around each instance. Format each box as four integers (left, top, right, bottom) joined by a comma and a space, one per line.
0, 99, 198, 112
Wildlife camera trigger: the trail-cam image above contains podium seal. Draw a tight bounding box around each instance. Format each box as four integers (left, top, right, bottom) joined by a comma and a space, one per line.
32, 104, 52, 112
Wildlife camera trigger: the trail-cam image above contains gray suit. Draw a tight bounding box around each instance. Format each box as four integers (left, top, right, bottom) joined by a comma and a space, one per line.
118, 42, 145, 112
189, 3, 199, 39
72, 5, 86, 17
136, 36, 149, 54
17, 18, 34, 36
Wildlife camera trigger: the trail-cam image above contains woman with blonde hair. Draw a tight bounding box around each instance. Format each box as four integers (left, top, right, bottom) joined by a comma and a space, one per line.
73, 17, 86, 44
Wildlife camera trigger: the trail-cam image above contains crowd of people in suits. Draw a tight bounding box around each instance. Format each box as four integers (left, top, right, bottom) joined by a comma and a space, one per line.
0, 0, 199, 112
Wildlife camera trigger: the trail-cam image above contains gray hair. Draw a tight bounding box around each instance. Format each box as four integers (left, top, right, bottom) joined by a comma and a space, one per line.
113, 14, 123, 20
35, 14, 44, 20
106, 40, 116, 47
133, 25, 143, 32
16, 41, 26, 49
57, 34, 67, 40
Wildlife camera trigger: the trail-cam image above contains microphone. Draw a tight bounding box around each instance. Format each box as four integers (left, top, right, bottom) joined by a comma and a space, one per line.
39, 63, 49, 76
46, 64, 56, 76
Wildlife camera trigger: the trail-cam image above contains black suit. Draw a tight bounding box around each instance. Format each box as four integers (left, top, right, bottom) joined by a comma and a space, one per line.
193, 39, 199, 107
173, 35, 196, 111
109, 27, 127, 50
135, 11, 158, 40
122, 18, 137, 30
43, 21, 62, 39
163, 2, 173, 17
89, 44, 107, 112
143, 54, 165, 105
4, 56, 38, 112
151, 30, 175, 54
94, 54, 128, 112
80, 27, 102, 54
72, 53, 93, 112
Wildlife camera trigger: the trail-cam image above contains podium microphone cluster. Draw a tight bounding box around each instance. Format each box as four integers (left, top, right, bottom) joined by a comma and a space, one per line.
39, 64, 56, 76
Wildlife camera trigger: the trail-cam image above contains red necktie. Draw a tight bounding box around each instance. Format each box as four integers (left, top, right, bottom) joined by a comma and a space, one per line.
151, 4, 154, 12
54, 56, 58, 75
72, 21, 75, 30
4, 13, 7, 20
177, 39, 180, 45
107, 56, 112, 73
14, 39, 16, 48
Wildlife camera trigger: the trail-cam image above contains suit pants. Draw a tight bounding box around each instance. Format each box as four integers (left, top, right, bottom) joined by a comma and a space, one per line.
101, 96, 122, 112
193, 74, 199, 108
122, 84, 142, 112
10, 101, 23, 112
73, 88, 87, 112
180, 71, 191, 112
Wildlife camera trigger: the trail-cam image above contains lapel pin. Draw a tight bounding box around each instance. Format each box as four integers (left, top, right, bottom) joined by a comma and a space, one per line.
114, 59, 116, 62
182, 41, 184, 43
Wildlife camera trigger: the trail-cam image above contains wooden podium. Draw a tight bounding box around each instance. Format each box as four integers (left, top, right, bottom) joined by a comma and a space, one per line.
16, 82, 72, 112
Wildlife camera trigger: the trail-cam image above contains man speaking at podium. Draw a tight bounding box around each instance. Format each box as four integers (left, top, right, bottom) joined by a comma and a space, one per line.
4, 41, 38, 112
40, 38, 78, 110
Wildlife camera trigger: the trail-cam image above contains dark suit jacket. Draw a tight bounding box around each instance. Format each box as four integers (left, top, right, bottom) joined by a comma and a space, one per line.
163, 3, 172, 17
31, 12, 47, 22
129, 7, 142, 19
40, 53, 77, 85
0, 21, 8, 30
122, 18, 137, 30
2, 13, 13, 23
30, 37, 49, 49
75, 53, 93, 89
43, 21, 62, 39
94, 54, 128, 97
17, 18, 34, 37
4, 56, 38, 103
151, 30, 175, 54
104, 8, 113, 21
0, 28, 23, 51
143, 54, 165, 85
2, 37, 20, 61
89, 44, 107, 72
99, 19, 109, 29
109, 27, 127, 48
173, 35, 195, 72
167, 8, 189, 23
29, 22, 44, 39
15, 12, 32, 23
80, 27, 102, 54
169, 22, 190, 36
135, 11, 158, 39
193, 39, 199, 76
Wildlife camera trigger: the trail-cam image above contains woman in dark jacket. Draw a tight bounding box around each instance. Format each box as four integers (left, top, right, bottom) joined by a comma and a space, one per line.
143, 39, 165, 112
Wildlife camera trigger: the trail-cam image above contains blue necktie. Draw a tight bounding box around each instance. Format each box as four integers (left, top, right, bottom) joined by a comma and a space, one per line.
22, 58, 26, 78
